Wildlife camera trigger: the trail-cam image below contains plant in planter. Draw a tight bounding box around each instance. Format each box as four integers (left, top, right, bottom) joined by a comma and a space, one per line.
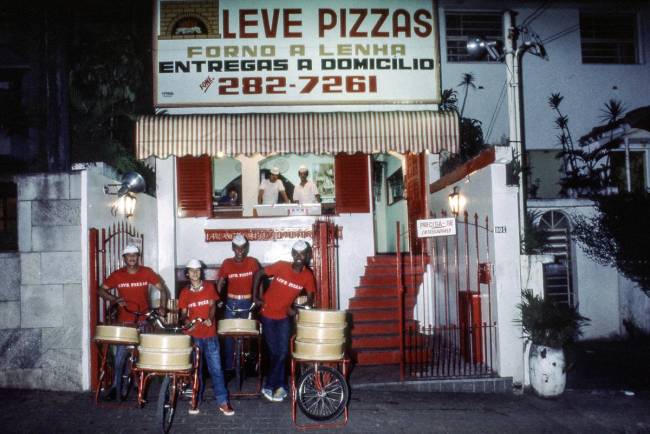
517, 289, 590, 397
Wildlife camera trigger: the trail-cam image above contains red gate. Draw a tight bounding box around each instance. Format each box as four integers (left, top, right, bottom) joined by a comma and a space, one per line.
311, 219, 340, 310
398, 211, 497, 379
89, 222, 144, 392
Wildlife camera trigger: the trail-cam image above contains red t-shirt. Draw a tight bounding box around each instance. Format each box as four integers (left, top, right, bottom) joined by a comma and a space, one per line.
217, 257, 260, 296
103, 266, 160, 323
260, 261, 317, 320
178, 281, 220, 339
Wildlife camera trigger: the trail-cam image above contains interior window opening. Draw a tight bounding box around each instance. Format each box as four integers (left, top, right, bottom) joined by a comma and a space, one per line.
256, 154, 335, 216
212, 157, 242, 217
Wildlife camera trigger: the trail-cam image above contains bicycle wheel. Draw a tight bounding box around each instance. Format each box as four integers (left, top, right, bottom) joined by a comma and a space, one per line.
118, 349, 134, 401
296, 366, 349, 421
157, 376, 177, 434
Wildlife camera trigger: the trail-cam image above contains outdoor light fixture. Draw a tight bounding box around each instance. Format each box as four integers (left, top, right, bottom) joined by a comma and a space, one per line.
104, 172, 146, 218
448, 186, 462, 216
466, 37, 502, 61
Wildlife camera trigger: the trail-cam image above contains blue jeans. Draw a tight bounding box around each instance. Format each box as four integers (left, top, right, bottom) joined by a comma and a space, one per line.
260, 315, 290, 392
224, 298, 253, 370
113, 345, 130, 394
194, 335, 229, 406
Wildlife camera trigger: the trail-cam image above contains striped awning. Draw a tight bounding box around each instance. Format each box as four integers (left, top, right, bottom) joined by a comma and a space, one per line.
135, 111, 458, 159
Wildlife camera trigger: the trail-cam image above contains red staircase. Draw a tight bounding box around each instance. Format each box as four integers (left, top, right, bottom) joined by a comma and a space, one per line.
348, 254, 427, 365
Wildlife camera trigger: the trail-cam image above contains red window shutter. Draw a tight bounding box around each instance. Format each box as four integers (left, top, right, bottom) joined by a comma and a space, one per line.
176, 156, 212, 217
335, 153, 370, 213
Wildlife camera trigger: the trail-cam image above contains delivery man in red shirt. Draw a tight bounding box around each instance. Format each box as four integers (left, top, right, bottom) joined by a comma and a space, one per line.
253, 240, 316, 402
179, 259, 234, 416
98, 244, 168, 400
216, 234, 261, 375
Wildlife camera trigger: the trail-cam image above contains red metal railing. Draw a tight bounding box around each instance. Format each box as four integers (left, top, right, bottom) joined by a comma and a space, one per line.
89, 222, 144, 392
397, 210, 498, 379
396, 222, 405, 381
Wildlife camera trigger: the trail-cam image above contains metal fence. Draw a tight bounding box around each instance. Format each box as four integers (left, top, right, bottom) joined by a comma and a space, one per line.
398, 211, 498, 379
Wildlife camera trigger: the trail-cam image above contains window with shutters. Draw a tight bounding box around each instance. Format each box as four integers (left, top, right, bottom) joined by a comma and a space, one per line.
335, 153, 370, 213
177, 153, 370, 218
176, 156, 212, 217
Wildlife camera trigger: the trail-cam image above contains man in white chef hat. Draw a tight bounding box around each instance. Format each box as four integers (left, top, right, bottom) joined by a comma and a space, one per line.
292, 165, 321, 204
252, 240, 316, 402
258, 166, 290, 205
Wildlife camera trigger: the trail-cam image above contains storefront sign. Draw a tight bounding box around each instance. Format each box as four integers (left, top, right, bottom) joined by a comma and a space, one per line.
416, 217, 456, 238
205, 227, 314, 242
155, 0, 440, 107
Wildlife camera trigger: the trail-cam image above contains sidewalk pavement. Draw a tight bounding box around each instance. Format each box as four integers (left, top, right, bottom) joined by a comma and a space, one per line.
1, 386, 649, 433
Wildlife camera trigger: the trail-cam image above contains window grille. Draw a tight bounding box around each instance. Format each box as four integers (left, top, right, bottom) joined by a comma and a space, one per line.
538, 211, 574, 307
580, 12, 638, 64
445, 12, 503, 62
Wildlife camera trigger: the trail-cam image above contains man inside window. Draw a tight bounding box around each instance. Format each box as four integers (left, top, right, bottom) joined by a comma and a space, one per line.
292, 165, 321, 204
258, 166, 290, 205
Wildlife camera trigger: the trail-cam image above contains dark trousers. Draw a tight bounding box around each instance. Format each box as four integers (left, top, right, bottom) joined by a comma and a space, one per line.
223, 298, 253, 370
260, 315, 290, 391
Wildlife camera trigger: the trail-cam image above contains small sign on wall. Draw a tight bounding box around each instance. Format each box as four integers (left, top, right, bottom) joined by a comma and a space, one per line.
416, 218, 456, 238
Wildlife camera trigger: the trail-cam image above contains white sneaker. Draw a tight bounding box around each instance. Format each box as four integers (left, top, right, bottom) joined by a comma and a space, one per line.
188, 408, 200, 415
261, 388, 274, 402
273, 387, 288, 402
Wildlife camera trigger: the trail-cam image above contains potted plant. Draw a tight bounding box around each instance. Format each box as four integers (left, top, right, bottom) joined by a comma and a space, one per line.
517, 289, 590, 397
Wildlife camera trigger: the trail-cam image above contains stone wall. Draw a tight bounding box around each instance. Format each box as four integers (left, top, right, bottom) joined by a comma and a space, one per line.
0, 173, 83, 391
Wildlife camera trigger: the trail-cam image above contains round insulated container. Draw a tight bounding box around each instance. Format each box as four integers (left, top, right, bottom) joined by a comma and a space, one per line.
94, 325, 139, 344
218, 319, 259, 335
293, 339, 345, 361
139, 333, 191, 351
297, 309, 346, 327
136, 347, 193, 371
136, 333, 193, 371
296, 324, 346, 342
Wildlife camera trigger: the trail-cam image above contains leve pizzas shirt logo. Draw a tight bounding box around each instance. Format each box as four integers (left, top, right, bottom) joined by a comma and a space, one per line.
228, 271, 253, 279
187, 300, 211, 309
117, 281, 149, 288
275, 277, 303, 291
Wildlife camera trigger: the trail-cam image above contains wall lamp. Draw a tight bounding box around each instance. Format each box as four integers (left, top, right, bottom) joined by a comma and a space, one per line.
104, 172, 146, 218
448, 186, 465, 217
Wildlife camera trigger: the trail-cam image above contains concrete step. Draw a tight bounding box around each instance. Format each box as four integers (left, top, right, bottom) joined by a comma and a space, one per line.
348, 296, 416, 310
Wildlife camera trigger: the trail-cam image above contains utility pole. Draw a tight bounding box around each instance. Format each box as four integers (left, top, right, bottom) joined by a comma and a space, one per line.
503, 10, 529, 248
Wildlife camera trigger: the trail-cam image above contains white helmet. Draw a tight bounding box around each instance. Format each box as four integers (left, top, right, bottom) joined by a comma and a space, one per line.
185, 258, 202, 269
122, 245, 140, 255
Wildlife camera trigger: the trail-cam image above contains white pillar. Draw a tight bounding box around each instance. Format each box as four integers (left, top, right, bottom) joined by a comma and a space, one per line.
156, 158, 177, 297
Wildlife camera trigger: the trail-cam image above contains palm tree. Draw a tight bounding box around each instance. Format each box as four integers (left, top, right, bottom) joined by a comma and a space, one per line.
457, 72, 477, 117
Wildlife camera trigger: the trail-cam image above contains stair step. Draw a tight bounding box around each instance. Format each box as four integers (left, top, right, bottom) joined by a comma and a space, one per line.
352, 334, 400, 348
354, 285, 419, 297
355, 348, 401, 365
350, 320, 419, 335
348, 296, 416, 310
365, 264, 425, 274
359, 276, 424, 286
351, 309, 413, 322
351, 320, 399, 334
367, 255, 428, 265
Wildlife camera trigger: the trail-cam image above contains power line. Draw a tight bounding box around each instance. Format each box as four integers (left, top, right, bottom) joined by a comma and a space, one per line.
521, 1, 552, 27
542, 24, 579, 44
486, 80, 507, 143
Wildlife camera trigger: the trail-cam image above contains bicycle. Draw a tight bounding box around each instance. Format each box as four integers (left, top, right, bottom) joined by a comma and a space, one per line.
94, 304, 160, 403
132, 313, 204, 434
219, 304, 262, 396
